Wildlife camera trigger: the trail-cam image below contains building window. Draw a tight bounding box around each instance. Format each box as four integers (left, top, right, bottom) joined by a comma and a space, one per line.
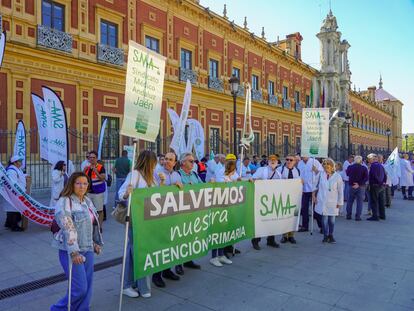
295, 91, 300, 103
232, 67, 240, 79
268, 81, 275, 96
209, 59, 219, 78
268, 133, 276, 155
100, 20, 118, 47
42, 0, 65, 31
295, 137, 301, 153
253, 132, 260, 156
209, 127, 220, 154
283, 135, 289, 156
101, 116, 120, 159
145, 35, 160, 53
181, 49, 192, 69
252, 75, 259, 91
283, 86, 288, 100
305, 95, 310, 107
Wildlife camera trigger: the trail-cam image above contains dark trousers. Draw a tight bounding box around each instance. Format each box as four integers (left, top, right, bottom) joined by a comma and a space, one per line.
252, 236, 275, 245
300, 192, 313, 230
385, 185, 391, 207
370, 185, 385, 220
346, 186, 365, 219
402, 186, 414, 198
5, 212, 21, 229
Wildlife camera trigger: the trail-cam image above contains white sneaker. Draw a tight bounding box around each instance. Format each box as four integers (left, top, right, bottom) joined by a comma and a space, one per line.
141, 292, 151, 298
209, 257, 223, 267
123, 287, 139, 298
218, 256, 232, 265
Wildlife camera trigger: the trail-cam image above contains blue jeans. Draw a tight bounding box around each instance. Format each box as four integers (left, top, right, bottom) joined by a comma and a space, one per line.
51, 250, 94, 311
115, 177, 126, 203
322, 216, 335, 237
346, 186, 365, 219
212, 248, 224, 258
344, 181, 349, 201
124, 227, 150, 294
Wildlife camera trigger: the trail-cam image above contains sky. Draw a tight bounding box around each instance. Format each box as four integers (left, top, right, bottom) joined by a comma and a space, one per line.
201, 0, 414, 134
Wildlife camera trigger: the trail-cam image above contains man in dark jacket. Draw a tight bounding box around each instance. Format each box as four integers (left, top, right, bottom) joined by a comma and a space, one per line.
366, 154, 387, 221
346, 155, 368, 221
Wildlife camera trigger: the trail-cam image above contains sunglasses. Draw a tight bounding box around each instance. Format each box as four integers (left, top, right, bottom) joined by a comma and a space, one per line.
286, 158, 294, 162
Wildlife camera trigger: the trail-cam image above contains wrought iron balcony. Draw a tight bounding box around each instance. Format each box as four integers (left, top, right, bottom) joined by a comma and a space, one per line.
268, 94, 278, 106
295, 101, 302, 112
37, 25, 72, 53
282, 99, 291, 109
97, 44, 124, 66
208, 76, 224, 92
251, 89, 263, 102
236, 85, 245, 98
179, 68, 198, 84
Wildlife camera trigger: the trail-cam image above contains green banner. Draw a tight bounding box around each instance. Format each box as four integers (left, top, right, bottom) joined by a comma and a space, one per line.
131, 181, 254, 278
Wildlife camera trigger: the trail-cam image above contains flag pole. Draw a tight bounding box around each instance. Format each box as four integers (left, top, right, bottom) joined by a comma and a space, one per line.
118, 139, 138, 311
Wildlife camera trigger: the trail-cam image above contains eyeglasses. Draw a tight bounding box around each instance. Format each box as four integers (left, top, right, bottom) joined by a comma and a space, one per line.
75, 182, 89, 187
286, 158, 294, 162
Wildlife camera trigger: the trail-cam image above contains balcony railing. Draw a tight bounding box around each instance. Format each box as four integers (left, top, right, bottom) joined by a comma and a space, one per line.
37, 25, 72, 53
268, 94, 278, 106
97, 44, 124, 66
282, 99, 291, 109
179, 68, 198, 84
208, 76, 223, 92
295, 101, 302, 112
236, 85, 245, 98
251, 89, 263, 102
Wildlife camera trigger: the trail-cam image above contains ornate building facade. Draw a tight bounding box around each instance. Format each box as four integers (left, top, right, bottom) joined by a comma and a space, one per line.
0, 0, 402, 162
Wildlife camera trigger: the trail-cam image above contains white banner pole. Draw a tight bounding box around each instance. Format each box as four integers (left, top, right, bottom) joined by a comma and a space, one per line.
118, 140, 137, 311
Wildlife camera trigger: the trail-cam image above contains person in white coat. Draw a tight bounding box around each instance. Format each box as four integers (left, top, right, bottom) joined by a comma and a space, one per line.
314, 158, 344, 244
400, 154, 414, 200
50, 161, 69, 207
4, 156, 31, 231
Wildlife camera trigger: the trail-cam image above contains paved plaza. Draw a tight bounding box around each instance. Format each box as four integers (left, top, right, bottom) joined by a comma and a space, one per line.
1, 191, 414, 311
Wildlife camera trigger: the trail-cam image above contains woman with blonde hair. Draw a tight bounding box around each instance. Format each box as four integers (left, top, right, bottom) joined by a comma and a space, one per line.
314, 158, 344, 244
118, 150, 159, 298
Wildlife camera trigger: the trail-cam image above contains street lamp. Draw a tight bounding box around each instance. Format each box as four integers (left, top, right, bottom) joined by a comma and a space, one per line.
405, 134, 409, 152
386, 128, 391, 153
345, 113, 352, 156
229, 74, 240, 155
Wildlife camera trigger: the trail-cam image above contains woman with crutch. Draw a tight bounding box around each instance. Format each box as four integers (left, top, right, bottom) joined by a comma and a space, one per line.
51, 172, 103, 311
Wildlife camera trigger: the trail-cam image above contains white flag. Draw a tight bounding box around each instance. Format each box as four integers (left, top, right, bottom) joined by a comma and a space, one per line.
32, 94, 49, 161
13, 121, 26, 169
0, 31, 5, 68
187, 119, 205, 160
98, 118, 108, 160
384, 147, 401, 183
42, 86, 69, 165
170, 80, 191, 156
167, 108, 180, 132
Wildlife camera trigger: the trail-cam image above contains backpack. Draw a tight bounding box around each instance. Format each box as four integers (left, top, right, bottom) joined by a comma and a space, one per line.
106, 174, 113, 187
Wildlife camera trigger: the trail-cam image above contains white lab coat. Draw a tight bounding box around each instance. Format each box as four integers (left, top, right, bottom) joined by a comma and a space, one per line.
315, 171, 344, 216
205, 159, 217, 182
213, 163, 225, 182
50, 169, 66, 207
237, 164, 252, 180
400, 159, 414, 187
224, 171, 239, 182
3, 165, 26, 212
252, 166, 281, 180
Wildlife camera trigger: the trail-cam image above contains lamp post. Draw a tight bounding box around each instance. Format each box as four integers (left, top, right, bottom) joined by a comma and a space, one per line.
229, 74, 240, 155
386, 128, 391, 153
345, 113, 352, 157
405, 134, 409, 152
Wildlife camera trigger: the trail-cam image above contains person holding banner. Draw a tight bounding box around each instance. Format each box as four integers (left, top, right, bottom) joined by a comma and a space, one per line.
50, 161, 69, 207
3, 156, 30, 232
152, 152, 182, 288
238, 157, 253, 180
118, 150, 158, 298
251, 154, 282, 250
50, 172, 103, 311
314, 158, 344, 243
84, 151, 106, 229
174, 152, 202, 275
278, 155, 301, 244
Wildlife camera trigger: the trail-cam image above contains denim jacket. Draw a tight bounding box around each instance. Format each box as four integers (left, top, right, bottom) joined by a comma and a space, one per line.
51, 194, 103, 253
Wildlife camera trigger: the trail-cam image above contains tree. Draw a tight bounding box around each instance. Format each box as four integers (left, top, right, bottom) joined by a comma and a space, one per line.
402, 134, 414, 152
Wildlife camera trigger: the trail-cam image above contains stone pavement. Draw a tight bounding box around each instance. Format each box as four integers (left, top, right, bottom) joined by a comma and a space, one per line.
1, 191, 414, 311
